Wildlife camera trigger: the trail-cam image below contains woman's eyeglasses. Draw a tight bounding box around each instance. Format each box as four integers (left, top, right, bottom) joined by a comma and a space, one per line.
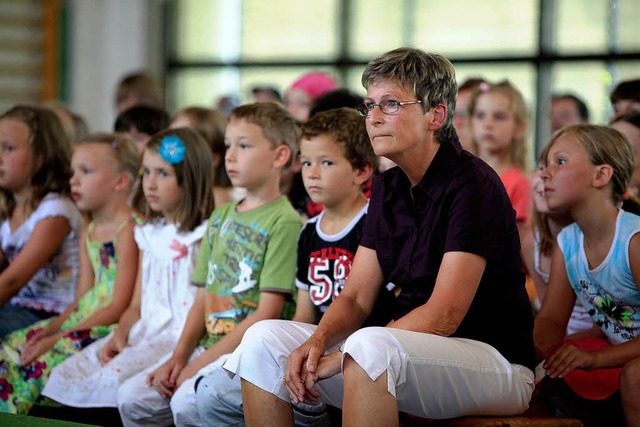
357, 99, 423, 117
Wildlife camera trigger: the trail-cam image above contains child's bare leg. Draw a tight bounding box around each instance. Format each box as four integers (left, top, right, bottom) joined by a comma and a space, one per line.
621, 357, 640, 427
241, 378, 294, 427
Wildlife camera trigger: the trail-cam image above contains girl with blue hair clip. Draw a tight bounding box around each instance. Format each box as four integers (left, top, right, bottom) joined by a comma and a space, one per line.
42, 129, 215, 413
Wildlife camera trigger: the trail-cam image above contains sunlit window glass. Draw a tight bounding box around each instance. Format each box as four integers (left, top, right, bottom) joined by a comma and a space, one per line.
619, 1, 640, 51
350, 0, 405, 60
174, 0, 238, 61
166, 69, 236, 112
241, 0, 338, 60
556, 0, 608, 54
414, 0, 537, 56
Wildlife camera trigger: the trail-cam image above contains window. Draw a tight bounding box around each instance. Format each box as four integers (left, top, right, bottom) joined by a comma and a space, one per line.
167, 0, 640, 165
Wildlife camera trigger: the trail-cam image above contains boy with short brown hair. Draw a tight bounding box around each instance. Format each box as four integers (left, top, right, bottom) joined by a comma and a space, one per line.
195, 107, 394, 426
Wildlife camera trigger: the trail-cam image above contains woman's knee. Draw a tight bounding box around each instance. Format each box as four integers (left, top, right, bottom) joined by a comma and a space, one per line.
240, 319, 311, 362
241, 319, 289, 350
343, 327, 406, 388
343, 327, 402, 368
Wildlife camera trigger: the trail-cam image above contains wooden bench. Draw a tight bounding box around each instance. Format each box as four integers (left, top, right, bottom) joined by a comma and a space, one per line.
399, 413, 584, 427
396, 392, 584, 427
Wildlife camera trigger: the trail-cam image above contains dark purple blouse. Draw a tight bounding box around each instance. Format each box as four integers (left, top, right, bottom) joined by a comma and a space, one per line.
360, 137, 535, 371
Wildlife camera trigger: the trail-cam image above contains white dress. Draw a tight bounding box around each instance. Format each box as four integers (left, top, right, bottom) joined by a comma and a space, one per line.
42, 220, 206, 408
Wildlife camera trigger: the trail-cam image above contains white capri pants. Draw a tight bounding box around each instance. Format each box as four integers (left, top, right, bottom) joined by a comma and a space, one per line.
223, 320, 535, 420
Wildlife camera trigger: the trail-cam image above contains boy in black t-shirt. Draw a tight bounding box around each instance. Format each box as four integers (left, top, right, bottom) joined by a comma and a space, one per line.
195, 107, 393, 426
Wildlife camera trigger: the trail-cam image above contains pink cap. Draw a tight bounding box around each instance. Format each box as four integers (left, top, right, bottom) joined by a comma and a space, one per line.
290, 72, 337, 100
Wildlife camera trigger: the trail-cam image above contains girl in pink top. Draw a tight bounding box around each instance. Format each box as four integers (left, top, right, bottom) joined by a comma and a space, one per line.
470, 80, 532, 240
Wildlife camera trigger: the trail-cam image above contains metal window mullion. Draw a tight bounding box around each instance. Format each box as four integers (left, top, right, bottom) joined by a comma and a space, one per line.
534, 0, 556, 159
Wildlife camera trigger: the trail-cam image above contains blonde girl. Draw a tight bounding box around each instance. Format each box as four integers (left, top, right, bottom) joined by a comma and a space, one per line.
533, 124, 640, 426
469, 80, 532, 233
0, 133, 140, 414
0, 105, 84, 336
521, 149, 593, 336
170, 106, 234, 206
42, 128, 215, 411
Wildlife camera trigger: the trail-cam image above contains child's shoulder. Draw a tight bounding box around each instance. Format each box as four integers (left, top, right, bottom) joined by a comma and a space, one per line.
264, 196, 302, 221
302, 202, 368, 241
205, 197, 301, 240
245, 197, 302, 238
228, 196, 301, 223
112, 213, 138, 239
134, 219, 207, 252
619, 210, 640, 237
32, 193, 84, 229
261, 198, 304, 235
36, 192, 77, 213
557, 221, 588, 259
204, 201, 238, 228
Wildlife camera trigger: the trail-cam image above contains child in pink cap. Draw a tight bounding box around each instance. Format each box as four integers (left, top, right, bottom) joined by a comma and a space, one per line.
285, 72, 337, 123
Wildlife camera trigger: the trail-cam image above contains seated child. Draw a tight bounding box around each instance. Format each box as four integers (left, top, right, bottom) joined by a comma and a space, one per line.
195, 107, 395, 426
521, 151, 593, 335
0, 134, 140, 414
0, 105, 84, 336
41, 128, 215, 411
116, 102, 303, 426
114, 105, 170, 152
284, 71, 337, 124
534, 125, 640, 426
469, 80, 532, 240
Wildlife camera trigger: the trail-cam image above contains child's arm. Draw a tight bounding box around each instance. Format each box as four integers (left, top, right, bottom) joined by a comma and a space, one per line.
41, 226, 95, 335
292, 289, 316, 324
533, 244, 576, 360
544, 233, 640, 377
20, 227, 95, 365
175, 290, 287, 388
65, 222, 139, 332
0, 217, 72, 306
147, 287, 206, 398
101, 253, 144, 364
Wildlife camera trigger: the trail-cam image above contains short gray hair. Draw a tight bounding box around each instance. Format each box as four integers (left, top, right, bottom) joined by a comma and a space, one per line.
361, 47, 458, 141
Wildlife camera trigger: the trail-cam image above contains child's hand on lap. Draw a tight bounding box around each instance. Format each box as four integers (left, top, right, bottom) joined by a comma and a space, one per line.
147, 357, 185, 398
100, 333, 126, 365
20, 333, 60, 366
175, 361, 200, 389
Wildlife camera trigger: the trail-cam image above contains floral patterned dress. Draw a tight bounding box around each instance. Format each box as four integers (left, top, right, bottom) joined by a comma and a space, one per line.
0, 219, 127, 414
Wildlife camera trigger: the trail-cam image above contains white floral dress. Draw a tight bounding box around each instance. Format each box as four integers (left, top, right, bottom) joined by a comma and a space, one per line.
41, 220, 206, 407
